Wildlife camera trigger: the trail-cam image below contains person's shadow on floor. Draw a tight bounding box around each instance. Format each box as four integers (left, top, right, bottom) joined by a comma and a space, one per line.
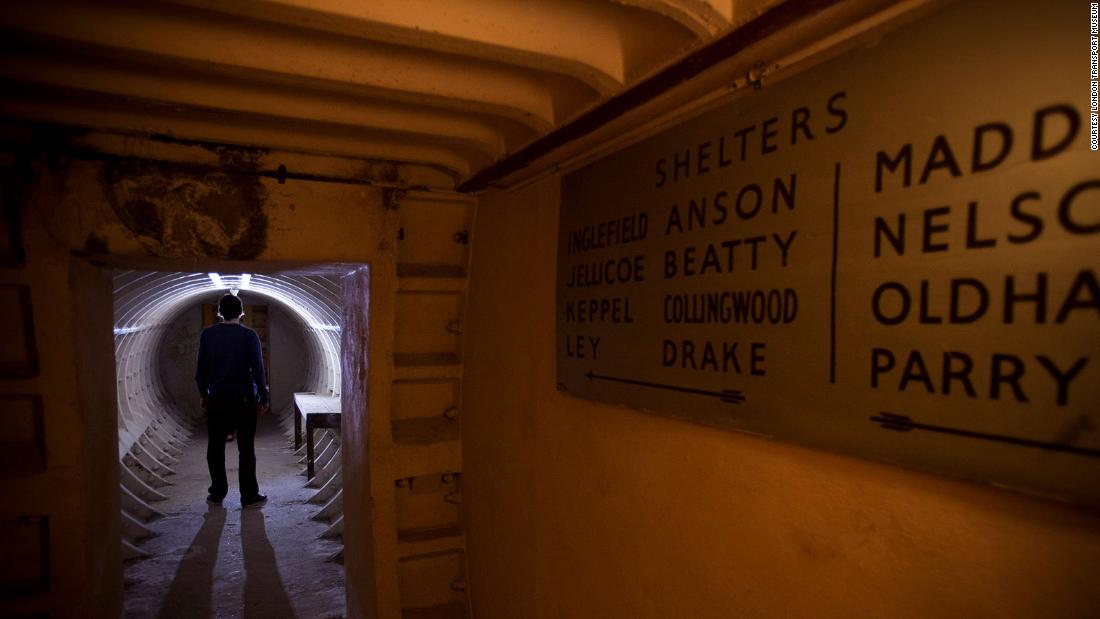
157, 504, 226, 619
241, 507, 298, 619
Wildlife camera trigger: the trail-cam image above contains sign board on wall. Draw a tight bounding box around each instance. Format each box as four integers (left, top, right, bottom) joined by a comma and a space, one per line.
556, 0, 1100, 503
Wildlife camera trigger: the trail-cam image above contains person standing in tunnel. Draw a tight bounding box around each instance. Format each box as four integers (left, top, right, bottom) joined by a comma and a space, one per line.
195, 293, 271, 507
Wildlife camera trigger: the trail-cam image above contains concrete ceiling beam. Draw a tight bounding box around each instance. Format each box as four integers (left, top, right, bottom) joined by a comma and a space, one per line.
0, 0, 559, 131
0, 93, 476, 177
0, 0, 731, 184
0, 50, 510, 161
612, 0, 735, 36
165, 0, 639, 95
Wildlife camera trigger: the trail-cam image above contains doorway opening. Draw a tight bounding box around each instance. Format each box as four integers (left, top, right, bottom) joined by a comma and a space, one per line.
111, 266, 365, 619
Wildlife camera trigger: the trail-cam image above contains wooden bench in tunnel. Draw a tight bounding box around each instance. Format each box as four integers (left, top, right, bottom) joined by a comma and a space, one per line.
294, 393, 341, 479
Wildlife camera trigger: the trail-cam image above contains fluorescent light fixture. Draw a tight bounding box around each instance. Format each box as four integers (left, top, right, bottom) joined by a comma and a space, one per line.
240, 273, 252, 289
208, 272, 225, 288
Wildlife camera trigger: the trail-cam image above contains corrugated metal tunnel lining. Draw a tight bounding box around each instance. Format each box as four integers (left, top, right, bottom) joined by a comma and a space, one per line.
111, 268, 347, 563
114, 270, 343, 431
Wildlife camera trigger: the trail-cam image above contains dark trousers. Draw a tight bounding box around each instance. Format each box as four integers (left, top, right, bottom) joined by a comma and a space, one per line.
206, 394, 259, 499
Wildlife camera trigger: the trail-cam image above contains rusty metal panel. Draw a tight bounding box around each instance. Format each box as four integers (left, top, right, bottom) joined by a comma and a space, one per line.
0, 166, 26, 268
398, 197, 474, 270
395, 473, 462, 540
397, 548, 467, 613
0, 515, 49, 595
0, 284, 39, 378
395, 292, 465, 357
556, 0, 1100, 503
0, 395, 46, 475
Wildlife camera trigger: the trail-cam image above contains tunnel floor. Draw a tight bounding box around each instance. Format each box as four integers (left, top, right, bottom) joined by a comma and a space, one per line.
123, 414, 346, 618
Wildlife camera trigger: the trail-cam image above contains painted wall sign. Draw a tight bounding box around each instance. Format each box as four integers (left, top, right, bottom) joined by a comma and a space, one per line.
556, 0, 1100, 503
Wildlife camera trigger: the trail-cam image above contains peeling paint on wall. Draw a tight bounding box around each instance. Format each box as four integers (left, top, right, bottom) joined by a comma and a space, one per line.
362, 160, 401, 185
99, 158, 269, 259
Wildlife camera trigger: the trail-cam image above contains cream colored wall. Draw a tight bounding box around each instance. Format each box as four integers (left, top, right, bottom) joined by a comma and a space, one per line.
461, 176, 1100, 619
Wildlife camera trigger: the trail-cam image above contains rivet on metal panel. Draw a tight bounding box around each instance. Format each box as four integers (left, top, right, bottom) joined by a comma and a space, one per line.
450, 578, 467, 592
452, 231, 469, 244
444, 490, 461, 505
442, 406, 458, 421
445, 321, 462, 335
746, 61, 767, 90
441, 472, 460, 484
395, 477, 413, 489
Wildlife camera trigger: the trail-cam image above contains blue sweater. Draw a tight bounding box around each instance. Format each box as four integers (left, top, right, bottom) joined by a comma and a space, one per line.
195, 323, 269, 403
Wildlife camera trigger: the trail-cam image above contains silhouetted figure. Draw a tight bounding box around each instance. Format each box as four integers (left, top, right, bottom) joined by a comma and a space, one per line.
196, 293, 271, 507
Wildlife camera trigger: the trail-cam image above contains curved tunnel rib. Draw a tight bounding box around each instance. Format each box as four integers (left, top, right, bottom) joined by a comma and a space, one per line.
111, 269, 346, 561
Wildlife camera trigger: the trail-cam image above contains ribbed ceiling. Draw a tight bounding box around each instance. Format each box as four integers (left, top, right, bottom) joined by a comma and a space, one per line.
0, 0, 747, 182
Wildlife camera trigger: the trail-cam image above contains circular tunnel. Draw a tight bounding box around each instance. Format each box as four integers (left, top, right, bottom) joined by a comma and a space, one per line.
110, 269, 347, 560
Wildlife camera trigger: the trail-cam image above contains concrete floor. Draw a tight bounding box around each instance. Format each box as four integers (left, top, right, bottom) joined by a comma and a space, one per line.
124, 414, 346, 618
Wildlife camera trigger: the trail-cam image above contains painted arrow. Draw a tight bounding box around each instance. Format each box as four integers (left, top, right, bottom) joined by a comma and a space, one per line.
870, 412, 1100, 458
586, 371, 745, 404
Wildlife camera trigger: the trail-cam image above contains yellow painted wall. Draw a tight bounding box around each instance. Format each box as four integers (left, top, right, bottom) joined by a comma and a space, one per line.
461, 176, 1100, 619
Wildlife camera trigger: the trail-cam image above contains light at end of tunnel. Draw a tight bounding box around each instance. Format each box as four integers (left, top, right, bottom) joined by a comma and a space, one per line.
208, 272, 225, 288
